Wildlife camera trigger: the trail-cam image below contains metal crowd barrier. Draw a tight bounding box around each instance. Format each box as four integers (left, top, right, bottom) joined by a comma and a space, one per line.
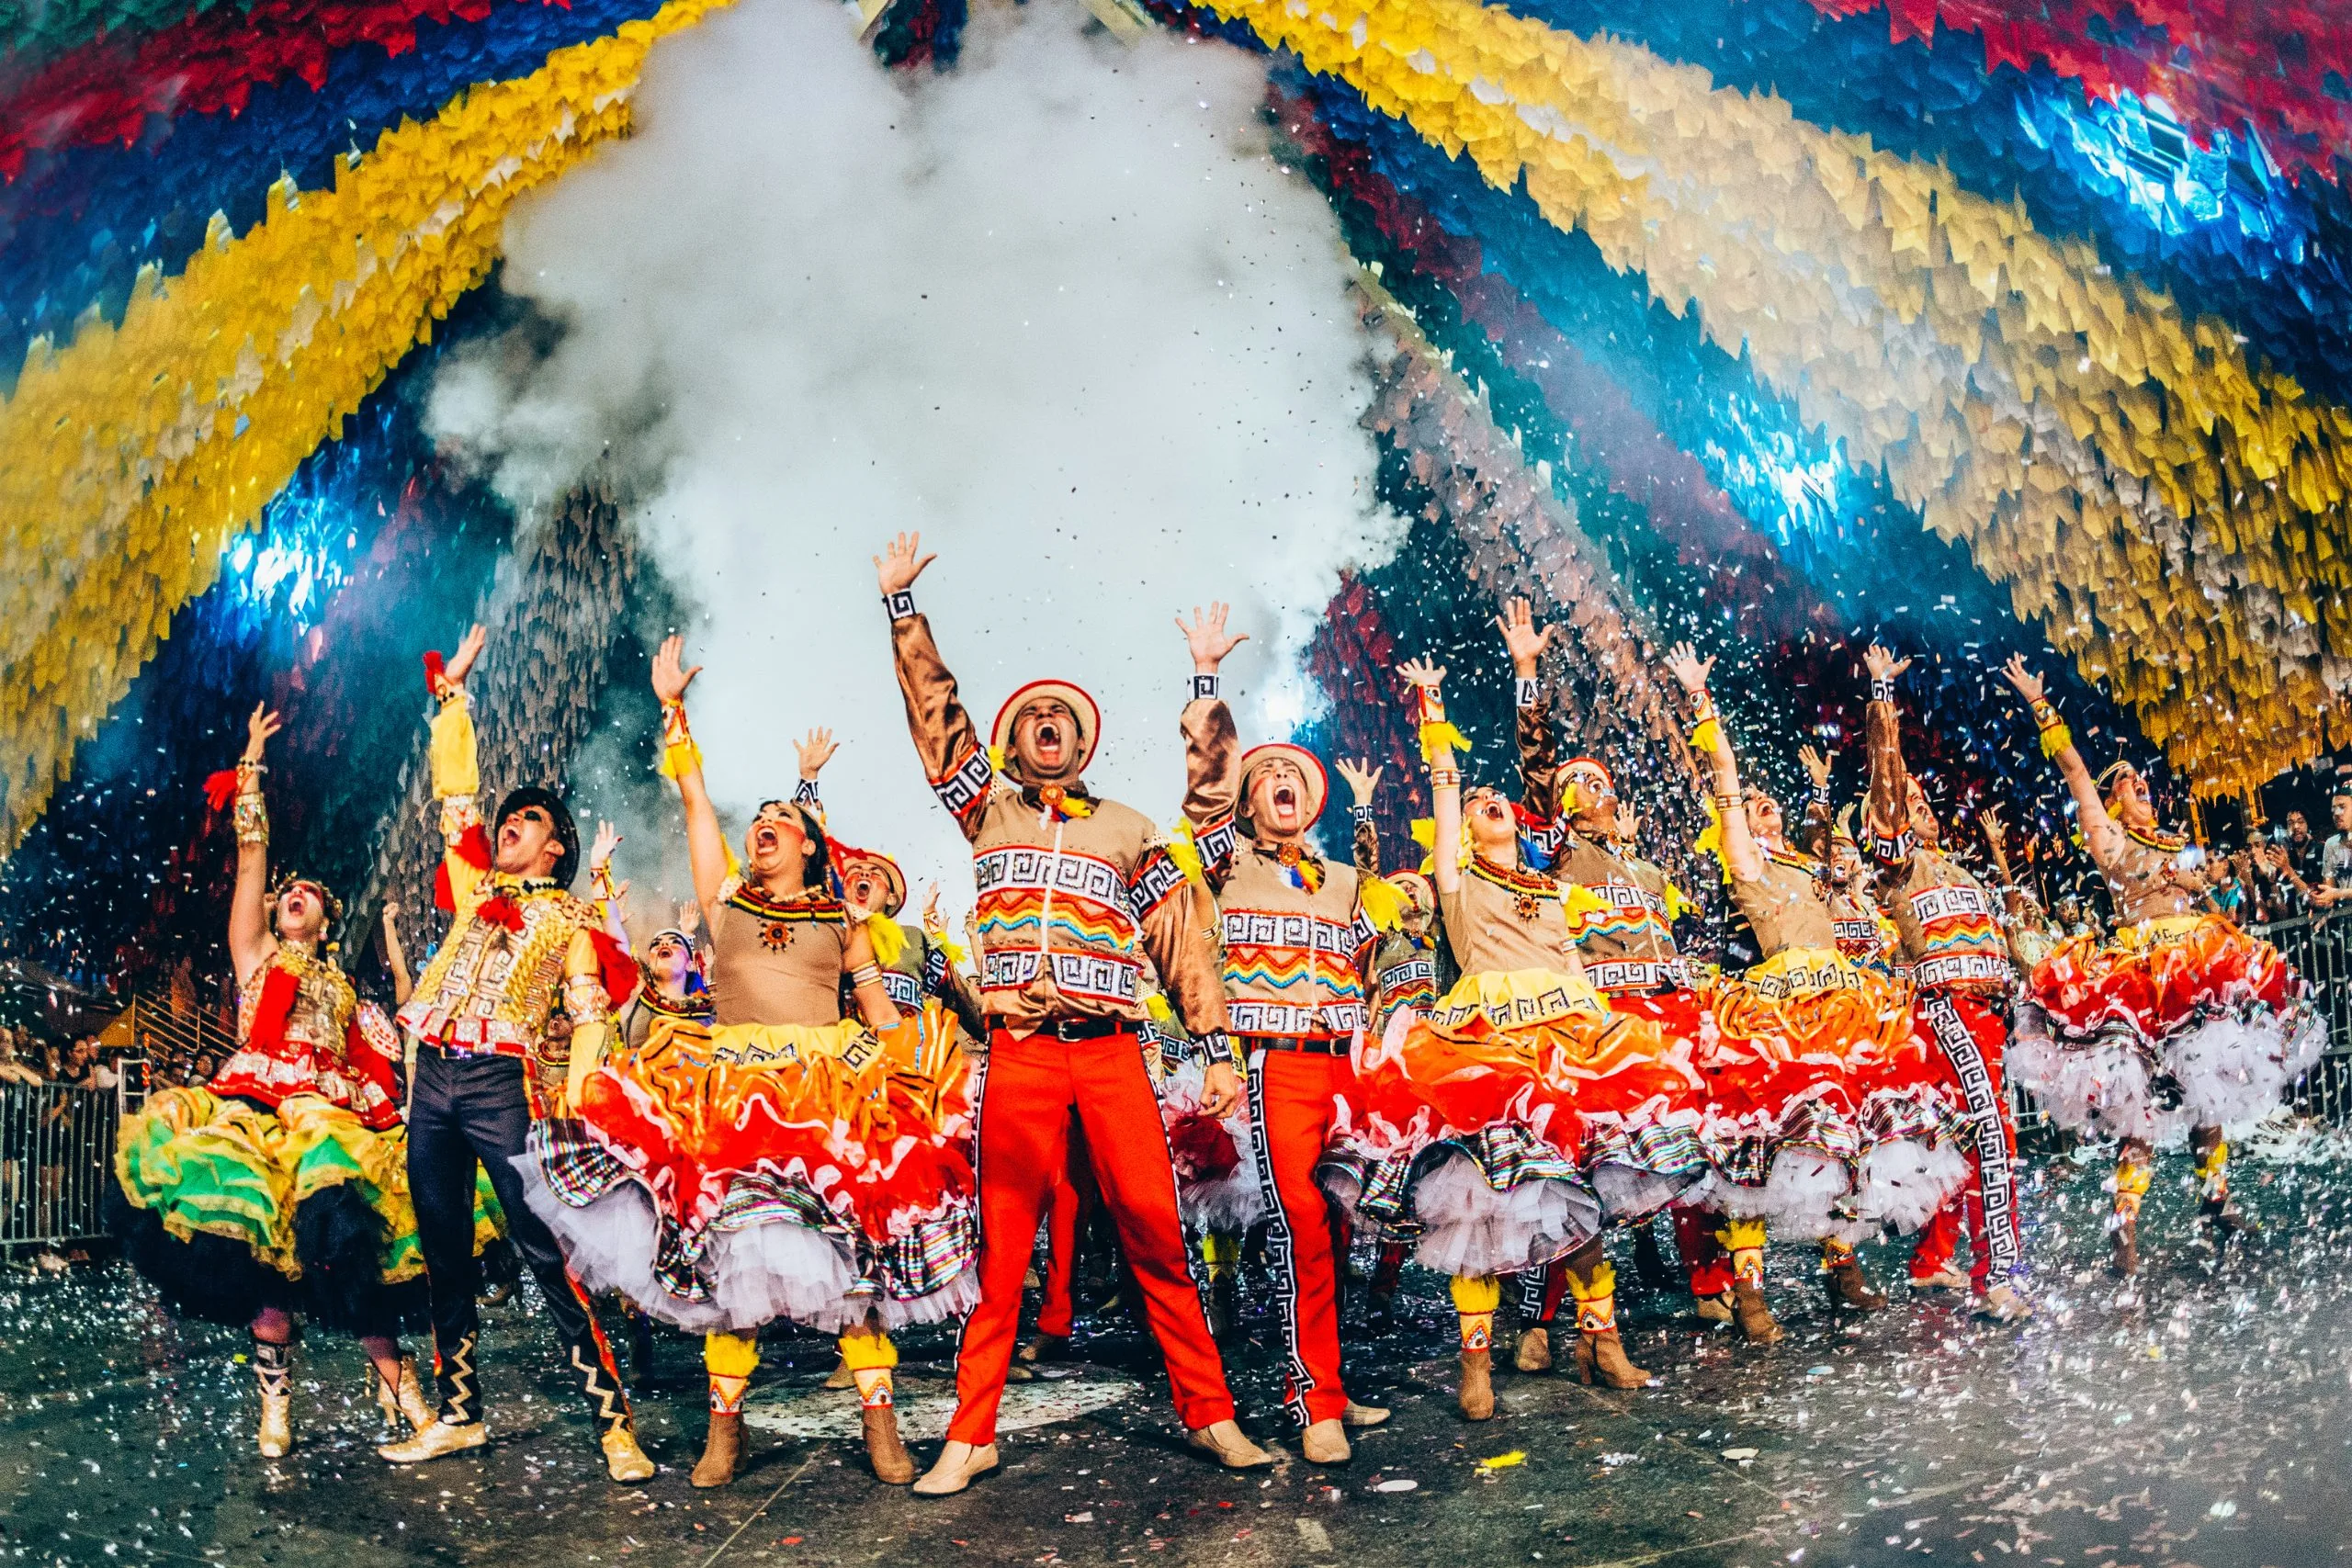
1, 1082, 122, 1248
2263, 914, 2352, 1125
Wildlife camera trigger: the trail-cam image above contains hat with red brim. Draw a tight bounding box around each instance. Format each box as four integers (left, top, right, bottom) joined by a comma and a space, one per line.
834, 846, 909, 917
992, 680, 1102, 776
1238, 743, 1329, 826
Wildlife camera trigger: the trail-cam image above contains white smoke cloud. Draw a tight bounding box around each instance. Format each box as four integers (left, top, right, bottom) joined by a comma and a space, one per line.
428, 0, 1397, 900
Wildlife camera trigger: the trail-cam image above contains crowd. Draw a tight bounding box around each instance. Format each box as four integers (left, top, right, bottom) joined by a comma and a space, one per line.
95, 535, 2327, 1502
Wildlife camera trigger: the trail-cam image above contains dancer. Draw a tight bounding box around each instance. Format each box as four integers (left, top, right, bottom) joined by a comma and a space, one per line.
379, 626, 654, 1479
1360, 655, 1692, 1416
1500, 603, 1779, 1347
1996, 657, 2320, 1272
115, 703, 434, 1458
1177, 605, 1392, 1463
1666, 648, 1963, 1312
1861, 645, 2031, 1321
526, 655, 976, 1488
1347, 792, 1436, 1328
876, 533, 1268, 1495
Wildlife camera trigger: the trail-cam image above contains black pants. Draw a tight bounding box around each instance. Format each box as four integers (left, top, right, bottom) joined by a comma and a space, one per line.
407, 1049, 594, 1359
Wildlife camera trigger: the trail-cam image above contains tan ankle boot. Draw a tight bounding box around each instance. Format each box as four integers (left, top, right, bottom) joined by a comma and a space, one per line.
393, 1357, 436, 1433
1457, 1349, 1495, 1420
1574, 1329, 1652, 1389
253, 1342, 293, 1459
2109, 1216, 2141, 1277
1731, 1280, 1784, 1345
1515, 1324, 1553, 1373
1693, 1290, 1735, 1324
1823, 1260, 1887, 1313
691, 1410, 743, 1489
864, 1404, 916, 1484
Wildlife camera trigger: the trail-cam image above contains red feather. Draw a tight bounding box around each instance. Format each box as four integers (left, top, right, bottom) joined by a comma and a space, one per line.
422, 649, 447, 694
587, 928, 640, 1012
201, 769, 242, 816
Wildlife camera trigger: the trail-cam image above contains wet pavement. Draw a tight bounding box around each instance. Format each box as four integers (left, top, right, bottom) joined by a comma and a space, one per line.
5, 1138, 2349, 1568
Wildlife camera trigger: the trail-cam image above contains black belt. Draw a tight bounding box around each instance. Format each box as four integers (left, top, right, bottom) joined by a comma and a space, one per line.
991, 1015, 1129, 1043
1248, 1034, 1351, 1056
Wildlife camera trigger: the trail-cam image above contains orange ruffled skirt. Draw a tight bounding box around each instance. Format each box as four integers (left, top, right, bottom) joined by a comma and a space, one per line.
519, 1005, 977, 1335
2015, 914, 2323, 1140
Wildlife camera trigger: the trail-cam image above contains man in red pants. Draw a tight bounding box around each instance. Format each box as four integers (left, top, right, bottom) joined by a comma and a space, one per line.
1176, 605, 1393, 1464
876, 535, 1270, 1497
1861, 645, 2032, 1322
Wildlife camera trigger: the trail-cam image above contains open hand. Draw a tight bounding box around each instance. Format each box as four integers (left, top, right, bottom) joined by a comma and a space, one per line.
1495, 598, 1554, 676
875, 531, 936, 596
651, 634, 702, 705
1797, 743, 1832, 790
1663, 640, 1714, 696
1863, 644, 1913, 683
1176, 603, 1249, 674
1998, 653, 2044, 705
242, 703, 283, 763
1397, 657, 1445, 691
1335, 756, 1383, 807
445, 624, 488, 690
588, 820, 623, 873
796, 727, 839, 779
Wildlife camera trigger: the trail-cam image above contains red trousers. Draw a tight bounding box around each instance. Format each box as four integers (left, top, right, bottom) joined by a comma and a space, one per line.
1248, 1046, 1358, 1426
1035, 1126, 1091, 1339
1907, 989, 2025, 1292
948, 1029, 1234, 1445
1673, 1203, 1735, 1296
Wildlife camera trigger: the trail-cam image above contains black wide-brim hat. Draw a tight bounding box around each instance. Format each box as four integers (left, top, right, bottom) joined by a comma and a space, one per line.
494, 786, 580, 888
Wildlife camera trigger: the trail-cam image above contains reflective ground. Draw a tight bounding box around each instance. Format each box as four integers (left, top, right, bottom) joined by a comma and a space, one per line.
5, 1138, 2348, 1568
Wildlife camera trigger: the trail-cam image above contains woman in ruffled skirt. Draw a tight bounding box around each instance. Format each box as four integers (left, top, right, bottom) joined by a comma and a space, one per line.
1667, 647, 1967, 1309
1342, 659, 1710, 1414
114, 705, 437, 1457
1997, 657, 2322, 1273
519, 641, 975, 1487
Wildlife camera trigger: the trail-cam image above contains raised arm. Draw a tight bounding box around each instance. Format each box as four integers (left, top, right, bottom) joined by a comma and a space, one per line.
1861, 644, 1914, 852
1337, 757, 1384, 875
1666, 643, 1762, 885
226, 703, 283, 986
1997, 654, 2123, 862
380, 901, 414, 1008
586, 821, 634, 956
1176, 603, 1246, 885
650, 636, 732, 922
1401, 660, 1460, 894
792, 727, 838, 816
426, 624, 491, 911
1796, 744, 1836, 859
876, 533, 992, 843
1498, 599, 1558, 821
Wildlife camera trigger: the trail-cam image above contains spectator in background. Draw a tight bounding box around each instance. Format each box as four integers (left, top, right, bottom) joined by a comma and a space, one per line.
2279, 809, 2321, 886
2321, 791, 2352, 908
2209, 854, 2245, 920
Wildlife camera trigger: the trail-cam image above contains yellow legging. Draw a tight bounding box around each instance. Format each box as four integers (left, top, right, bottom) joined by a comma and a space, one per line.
705, 1325, 899, 1414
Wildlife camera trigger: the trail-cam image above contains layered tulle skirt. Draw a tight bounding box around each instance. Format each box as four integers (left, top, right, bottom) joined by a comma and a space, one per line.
1323, 959, 1970, 1274
1158, 1055, 1263, 1235
2011, 914, 2324, 1141
518, 1006, 978, 1336
1703, 950, 1969, 1238
112, 1087, 429, 1337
